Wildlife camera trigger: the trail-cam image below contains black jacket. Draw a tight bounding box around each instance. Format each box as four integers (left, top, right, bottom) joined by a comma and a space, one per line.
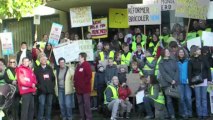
16, 50, 32, 63
35, 65, 55, 94
94, 71, 106, 90
188, 56, 212, 84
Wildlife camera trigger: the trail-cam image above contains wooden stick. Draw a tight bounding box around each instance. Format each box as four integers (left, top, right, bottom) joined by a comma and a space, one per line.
185, 18, 191, 41
49, 48, 53, 60
81, 27, 84, 40
34, 25, 38, 41
160, 24, 162, 36
144, 25, 146, 51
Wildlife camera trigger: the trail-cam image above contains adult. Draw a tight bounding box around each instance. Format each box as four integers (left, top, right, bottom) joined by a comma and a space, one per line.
0, 58, 6, 84
16, 42, 32, 66
159, 48, 179, 119
188, 46, 211, 119
34, 55, 55, 120
39, 34, 48, 50
4, 58, 20, 120
104, 76, 120, 120
16, 57, 37, 120
74, 52, 93, 120
55, 57, 75, 120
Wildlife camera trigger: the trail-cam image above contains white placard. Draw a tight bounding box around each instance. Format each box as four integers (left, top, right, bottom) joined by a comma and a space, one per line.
136, 90, 144, 104
70, 6, 93, 28
207, 2, 213, 19
187, 37, 202, 50
202, 31, 213, 47
128, 4, 161, 25
33, 15, 40, 25
0, 32, 14, 55
143, 0, 176, 11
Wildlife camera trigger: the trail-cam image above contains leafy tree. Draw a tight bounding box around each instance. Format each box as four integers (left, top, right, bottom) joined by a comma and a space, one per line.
0, 0, 42, 22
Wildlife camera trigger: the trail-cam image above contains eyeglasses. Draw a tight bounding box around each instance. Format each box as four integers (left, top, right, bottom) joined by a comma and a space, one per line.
10, 61, 15, 63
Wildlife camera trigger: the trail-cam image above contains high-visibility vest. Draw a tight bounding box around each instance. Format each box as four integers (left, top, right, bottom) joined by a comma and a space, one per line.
104, 85, 118, 104
150, 85, 165, 104
197, 28, 211, 37
39, 41, 46, 50
35, 60, 50, 66
132, 34, 147, 52
121, 52, 132, 66
149, 42, 160, 56
159, 34, 170, 44
186, 32, 197, 40
6, 69, 16, 81
155, 56, 162, 76
143, 57, 155, 71
99, 51, 114, 61
129, 68, 143, 76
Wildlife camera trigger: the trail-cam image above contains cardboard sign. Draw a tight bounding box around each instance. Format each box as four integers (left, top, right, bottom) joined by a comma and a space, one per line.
126, 73, 141, 97
202, 31, 213, 47
109, 8, 129, 28
187, 37, 202, 50
70, 6, 93, 28
207, 1, 213, 19
48, 23, 63, 46
0, 32, 14, 55
89, 18, 108, 39
128, 4, 161, 25
175, 0, 210, 20
143, 0, 176, 11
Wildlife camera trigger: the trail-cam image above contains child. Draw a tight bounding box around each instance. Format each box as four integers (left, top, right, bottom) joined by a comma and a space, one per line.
118, 65, 128, 84
118, 82, 132, 119
105, 58, 118, 84
129, 61, 143, 76
143, 75, 166, 120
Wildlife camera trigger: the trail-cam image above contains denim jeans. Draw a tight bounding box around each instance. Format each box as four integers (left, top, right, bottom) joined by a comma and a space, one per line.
143, 96, 155, 116
58, 88, 73, 119
37, 94, 53, 120
179, 84, 192, 117
194, 86, 208, 117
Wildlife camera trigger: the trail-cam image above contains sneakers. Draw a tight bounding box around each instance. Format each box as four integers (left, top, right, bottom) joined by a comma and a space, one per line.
126, 112, 130, 119
144, 115, 154, 119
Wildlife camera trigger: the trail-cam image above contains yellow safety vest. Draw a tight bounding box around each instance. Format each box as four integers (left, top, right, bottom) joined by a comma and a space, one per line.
6, 69, 16, 81
143, 57, 155, 71
149, 42, 160, 56
186, 32, 197, 40
159, 34, 170, 44
104, 85, 118, 104
150, 85, 165, 104
132, 34, 147, 52
99, 51, 114, 61
155, 56, 161, 76
121, 52, 132, 66
35, 60, 50, 66
39, 41, 46, 50
197, 28, 211, 37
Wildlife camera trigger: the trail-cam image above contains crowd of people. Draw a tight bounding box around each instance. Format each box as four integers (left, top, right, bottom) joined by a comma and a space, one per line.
0, 19, 212, 120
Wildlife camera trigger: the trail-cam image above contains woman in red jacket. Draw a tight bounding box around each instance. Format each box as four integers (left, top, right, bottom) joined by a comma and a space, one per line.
74, 52, 92, 120
16, 57, 37, 120
118, 82, 132, 119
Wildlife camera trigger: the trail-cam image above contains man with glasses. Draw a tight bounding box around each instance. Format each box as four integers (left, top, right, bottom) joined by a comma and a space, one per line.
4, 58, 20, 120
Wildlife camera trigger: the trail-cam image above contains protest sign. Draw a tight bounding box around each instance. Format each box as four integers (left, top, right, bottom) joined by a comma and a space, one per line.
109, 8, 129, 28
136, 90, 144, 104
175, 0, 210, 20
48, 23, 63, 46
89, 18, 108, 39
187, 37, 202, 50
143, 0, 176, 11
207, 1, 213, 19
0, 32, 14, 55
202, 31, 213, 47
76, 40, 94, 61
126, 73, 141, 97
128, 4, 161, 25
70, 6, 93, 28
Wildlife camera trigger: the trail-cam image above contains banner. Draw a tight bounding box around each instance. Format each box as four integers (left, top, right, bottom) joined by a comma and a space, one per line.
48, 23, 63, 46
70, 6, 93, 28
202, 31, 213, 47
128, 4, 161, 25
143, 0, 176, 11
0, 32, 14, 55
175, 0, 210, 20
89, 18, 108, 39
53, 40, 94, 64
109, 8, 129, 28
187, 37, 202, 50
207, 1, 213, 19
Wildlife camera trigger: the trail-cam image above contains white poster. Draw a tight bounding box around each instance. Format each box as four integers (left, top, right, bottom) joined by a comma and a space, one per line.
136, 90, 144, 104
128, 4, 161, 25
0, 32, 14, 55
33, 15, 40, 25
202, 31, 213, 47
143, 0, 176, 11
53, 40, 94, 64
48, 23, 63, 46
70, 6, 93, 28
207, 1, 213, 19
187, 37, 202, 50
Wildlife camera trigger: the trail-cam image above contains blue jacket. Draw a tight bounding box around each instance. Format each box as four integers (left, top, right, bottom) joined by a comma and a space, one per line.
178, 59, 188, 84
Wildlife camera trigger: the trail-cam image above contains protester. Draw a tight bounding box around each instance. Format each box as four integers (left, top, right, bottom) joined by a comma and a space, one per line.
118, 65, 128, 84
0, 58, 6, 84
129, 61, 143, 76
110, 34, 121, 52
35, 55, 55, 120
105, 57, 118, 84
99, 42, 114, 61
74, 52, 93, 120
104, 76, 120, 120
141, 50, 156, 77
39, 34, 48, 50
188, 46, 211, 119
55, 57, 75, 120
16, 42, 32, 66
121, 43, 132, 66
16, 57, 37, 120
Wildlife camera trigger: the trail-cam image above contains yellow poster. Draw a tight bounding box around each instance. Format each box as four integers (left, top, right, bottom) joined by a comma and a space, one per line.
109, 8, 129, 28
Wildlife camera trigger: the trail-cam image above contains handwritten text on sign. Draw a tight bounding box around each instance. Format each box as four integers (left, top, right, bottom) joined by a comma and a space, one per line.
143, 0, 176, 11
89, 18, 108, 39
128, 4, 161, 25
175, 0, 209, 20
